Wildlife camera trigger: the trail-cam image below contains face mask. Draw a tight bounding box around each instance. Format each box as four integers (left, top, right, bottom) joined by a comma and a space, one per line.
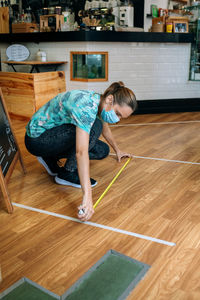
101, 108, 120, 124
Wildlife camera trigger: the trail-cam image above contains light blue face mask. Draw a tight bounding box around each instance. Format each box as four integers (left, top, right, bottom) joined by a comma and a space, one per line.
101, 108, 120, 124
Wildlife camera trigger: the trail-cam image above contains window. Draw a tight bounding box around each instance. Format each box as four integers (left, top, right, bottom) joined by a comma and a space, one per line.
70, 52, 108, 82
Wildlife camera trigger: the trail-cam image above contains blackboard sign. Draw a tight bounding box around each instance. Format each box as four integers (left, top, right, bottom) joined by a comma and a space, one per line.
0, 97, 17, 177
0, 88, 25, 213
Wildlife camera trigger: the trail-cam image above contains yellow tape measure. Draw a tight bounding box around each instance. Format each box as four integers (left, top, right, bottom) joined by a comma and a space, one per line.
93, 157, 131, 209
78, 158, 131, 215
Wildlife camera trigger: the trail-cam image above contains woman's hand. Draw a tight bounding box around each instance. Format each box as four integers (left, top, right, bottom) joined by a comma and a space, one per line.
77, 196, 94, 221
116, 149, 134, 162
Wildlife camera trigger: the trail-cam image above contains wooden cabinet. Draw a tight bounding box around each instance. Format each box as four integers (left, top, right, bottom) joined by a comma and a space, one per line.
0, 71, 66, 118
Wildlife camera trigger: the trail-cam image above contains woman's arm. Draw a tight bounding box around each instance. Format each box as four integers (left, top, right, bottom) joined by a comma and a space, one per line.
102, 122, 133, 162
76, 126, 94, 221
102, 122, 120, 154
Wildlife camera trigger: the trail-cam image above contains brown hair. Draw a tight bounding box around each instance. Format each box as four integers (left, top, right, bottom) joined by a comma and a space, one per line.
102, 81, 137, 112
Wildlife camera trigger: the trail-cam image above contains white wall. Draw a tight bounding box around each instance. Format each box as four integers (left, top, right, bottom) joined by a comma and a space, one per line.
1, 41, 200, 100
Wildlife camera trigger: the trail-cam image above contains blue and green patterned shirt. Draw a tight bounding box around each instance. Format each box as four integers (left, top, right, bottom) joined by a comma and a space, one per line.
26, 90, 101, 138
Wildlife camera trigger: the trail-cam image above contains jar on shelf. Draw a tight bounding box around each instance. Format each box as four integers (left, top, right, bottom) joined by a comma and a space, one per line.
36, 49, 47, 62
166, 22, 173, 33
55, 6, 62, 15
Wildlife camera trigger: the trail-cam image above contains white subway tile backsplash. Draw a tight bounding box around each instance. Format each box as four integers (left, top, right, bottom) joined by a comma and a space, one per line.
0, 41, 199, 101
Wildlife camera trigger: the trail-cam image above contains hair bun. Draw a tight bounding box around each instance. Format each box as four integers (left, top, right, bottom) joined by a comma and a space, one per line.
118, 81, 125, 87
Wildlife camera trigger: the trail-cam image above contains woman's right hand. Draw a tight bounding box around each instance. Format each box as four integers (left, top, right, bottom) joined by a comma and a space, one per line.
77, 196, 94, 221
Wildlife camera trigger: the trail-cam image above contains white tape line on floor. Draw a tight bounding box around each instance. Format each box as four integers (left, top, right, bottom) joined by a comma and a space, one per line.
12, 202, 176, 247
133, 155, 200, 166
109, 153, 200, 166
110, 120, 200, 127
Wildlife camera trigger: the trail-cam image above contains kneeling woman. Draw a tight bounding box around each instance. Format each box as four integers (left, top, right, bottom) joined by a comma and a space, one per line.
25, 81, 137, 221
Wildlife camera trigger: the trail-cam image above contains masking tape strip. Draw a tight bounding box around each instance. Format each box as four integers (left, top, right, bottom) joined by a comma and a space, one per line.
109, 153, 200, 166
12, 202, 176, 247
110, 120, 200, 127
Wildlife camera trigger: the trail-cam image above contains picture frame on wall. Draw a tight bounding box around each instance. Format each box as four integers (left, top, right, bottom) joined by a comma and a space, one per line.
173, 21, 188, 33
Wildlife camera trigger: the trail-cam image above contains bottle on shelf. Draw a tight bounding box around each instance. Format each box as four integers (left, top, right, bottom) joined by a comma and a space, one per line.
61, 10, 70, 31
26, 6, 32, 23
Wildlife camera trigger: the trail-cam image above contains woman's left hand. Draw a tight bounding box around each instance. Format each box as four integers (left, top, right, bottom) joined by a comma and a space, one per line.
116, 150, 134, 162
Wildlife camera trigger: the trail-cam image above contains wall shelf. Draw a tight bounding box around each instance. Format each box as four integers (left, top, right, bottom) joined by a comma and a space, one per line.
0, 31, 194, 43
170, 0, 188, 3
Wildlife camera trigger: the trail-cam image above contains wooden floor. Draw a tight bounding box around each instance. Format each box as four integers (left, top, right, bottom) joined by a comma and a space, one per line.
1, 112, 200, 299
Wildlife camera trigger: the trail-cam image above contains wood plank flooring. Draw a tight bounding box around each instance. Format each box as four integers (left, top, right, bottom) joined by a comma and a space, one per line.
1, 112, 200, 299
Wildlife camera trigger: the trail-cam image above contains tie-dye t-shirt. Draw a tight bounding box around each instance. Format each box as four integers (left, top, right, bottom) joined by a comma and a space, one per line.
26, 90, 101, 138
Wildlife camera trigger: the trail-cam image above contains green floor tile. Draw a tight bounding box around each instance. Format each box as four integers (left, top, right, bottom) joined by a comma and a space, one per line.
1, 250, 150, 300
63, 250, 150, 300
1, 281, 58, 300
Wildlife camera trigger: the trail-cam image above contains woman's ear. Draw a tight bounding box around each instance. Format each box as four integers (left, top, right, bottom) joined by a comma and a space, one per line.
105, 94, 114, 105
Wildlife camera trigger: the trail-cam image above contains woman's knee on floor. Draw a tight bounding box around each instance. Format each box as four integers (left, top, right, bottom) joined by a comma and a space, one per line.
89, 140, 110, 160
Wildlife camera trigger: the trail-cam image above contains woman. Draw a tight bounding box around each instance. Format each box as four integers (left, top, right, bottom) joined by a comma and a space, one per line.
25, 81, 137, 221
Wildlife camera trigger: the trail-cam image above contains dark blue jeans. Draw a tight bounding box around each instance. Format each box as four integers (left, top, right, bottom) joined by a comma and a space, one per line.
25, 118, 109, 172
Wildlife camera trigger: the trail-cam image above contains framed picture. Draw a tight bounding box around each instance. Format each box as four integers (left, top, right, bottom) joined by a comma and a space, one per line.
173, 21, 188, 33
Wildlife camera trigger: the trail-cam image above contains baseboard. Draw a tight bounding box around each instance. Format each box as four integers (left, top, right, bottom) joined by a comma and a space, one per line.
136, 98, 200, 114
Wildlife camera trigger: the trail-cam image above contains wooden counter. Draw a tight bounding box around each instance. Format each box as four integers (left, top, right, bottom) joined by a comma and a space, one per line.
0, 71, 66, 118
